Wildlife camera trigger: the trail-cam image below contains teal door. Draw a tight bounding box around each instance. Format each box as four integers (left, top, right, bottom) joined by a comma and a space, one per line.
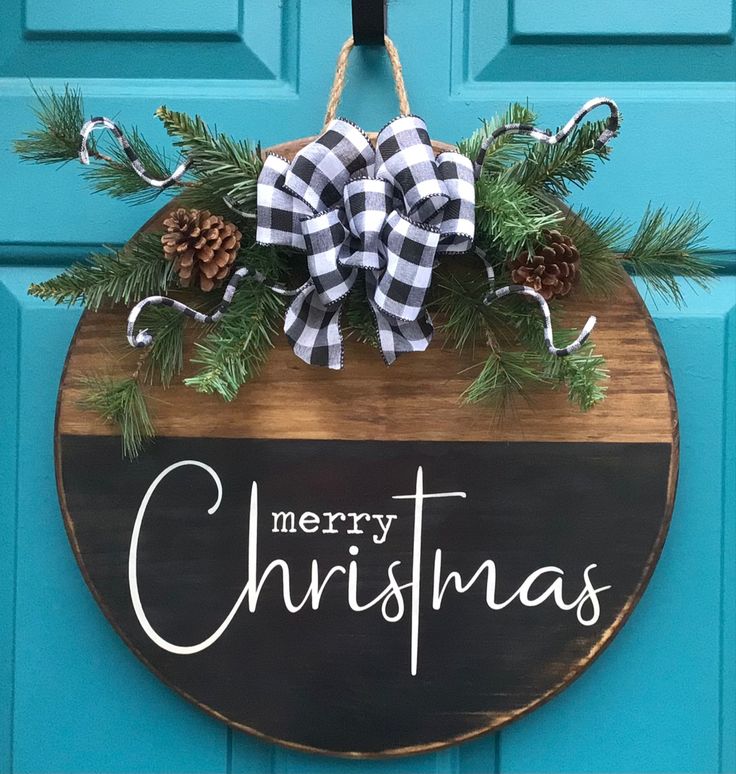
1, 2, 734, 771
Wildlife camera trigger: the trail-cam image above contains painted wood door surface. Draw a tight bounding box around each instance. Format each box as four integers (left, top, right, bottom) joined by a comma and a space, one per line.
1, 1, 734, 771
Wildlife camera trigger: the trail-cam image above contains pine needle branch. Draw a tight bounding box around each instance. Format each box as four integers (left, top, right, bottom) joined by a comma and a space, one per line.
622, 206, 713, 306
236, 241, 293, 281
78, 375, 155, 458
461, 350, 546, 413
457, 102, 538, 174
14, 85, 183, 203
28, 233, 175, 309
542, 339, 608, 411
475, 174, 562, 255
185, 283, 284, 401
433, 270, 552, 353
514, 311, 608, 411
506, 119, 615, 199
561, 209, 630, 296
138, 305, 186, 387
434, 269, 607, 411
14, 85, 87, 164
155, 106, 262, 213
433, 271, 493, 355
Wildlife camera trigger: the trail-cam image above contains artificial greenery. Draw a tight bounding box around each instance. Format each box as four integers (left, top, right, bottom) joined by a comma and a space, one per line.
16, 88, 713, 456
28, 233, 176, 309
77, 375, 155, 458
138, 304, 186, 387
155, 105, 262, 214
622, 206, 711, 304
184, 282, 284, 401
15, 86, 89, 165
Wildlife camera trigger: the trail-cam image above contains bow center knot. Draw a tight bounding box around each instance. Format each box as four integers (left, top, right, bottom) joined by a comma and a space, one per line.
340, 177, 394, 270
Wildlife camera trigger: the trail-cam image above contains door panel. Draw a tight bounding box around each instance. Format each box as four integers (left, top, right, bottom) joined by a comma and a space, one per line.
1, 0, 734, 771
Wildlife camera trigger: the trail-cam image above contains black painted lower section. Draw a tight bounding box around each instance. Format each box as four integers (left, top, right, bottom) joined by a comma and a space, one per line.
60, 436, 671, 754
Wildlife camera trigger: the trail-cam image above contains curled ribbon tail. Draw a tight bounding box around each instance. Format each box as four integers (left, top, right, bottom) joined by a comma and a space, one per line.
79, 117, 191, 189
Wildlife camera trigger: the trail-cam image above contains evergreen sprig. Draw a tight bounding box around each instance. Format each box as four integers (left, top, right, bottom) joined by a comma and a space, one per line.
14, 86, 182, 204
543, 342, 608, 410
28, 233, 175, 309
78, 375, 155, 458
14, 85, 87, 164
516, 316, 609, 411
457, 102, 538, 174
138, 304, 186, 387
433, 271, 492, 355
461, 350, 543, 413
561, 209, 629, 296
474, 174, 562, 255
155, 106, 262, 213
622, 206, 712, 305
185, 282, 284, 401
506, 119, 614, 199
434, 271, 608, 412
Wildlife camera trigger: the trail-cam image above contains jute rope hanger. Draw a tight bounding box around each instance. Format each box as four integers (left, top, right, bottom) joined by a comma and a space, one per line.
323, 35, 411, 129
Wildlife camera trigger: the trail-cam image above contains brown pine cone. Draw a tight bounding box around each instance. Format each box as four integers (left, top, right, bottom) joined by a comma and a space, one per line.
508, 229, 581, 301
161, 208, 242, 292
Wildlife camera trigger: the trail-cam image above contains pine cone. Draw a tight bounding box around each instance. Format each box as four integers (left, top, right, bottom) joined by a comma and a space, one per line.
508, 229, 581, 301
161, 208, 242, 292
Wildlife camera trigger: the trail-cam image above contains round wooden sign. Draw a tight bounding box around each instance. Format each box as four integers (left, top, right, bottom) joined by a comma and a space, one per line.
56, 138, 678, 758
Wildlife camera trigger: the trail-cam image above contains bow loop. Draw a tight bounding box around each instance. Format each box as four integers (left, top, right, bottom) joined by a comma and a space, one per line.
284, 119, 374, 212
256, 155, 312, 250
374, 115, 448, 221
435, 152, 476, 253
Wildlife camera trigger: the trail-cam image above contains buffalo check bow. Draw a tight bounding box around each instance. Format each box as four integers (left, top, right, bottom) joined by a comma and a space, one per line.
256, 115, 475, 369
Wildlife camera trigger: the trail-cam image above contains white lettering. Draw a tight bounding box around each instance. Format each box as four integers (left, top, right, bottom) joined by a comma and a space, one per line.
129, 462, 613, 674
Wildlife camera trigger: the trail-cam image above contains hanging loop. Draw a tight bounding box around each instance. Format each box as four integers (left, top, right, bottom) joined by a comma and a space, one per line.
351, 0, 386, 46
323, 35, 411, 129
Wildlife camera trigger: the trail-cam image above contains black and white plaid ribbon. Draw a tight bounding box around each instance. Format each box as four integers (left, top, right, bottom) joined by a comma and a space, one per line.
79, 117, 191, 189
482, 273, 597, 357
256, 115, 475, 369
473, 97, 620, 178
126, 267, 302, 347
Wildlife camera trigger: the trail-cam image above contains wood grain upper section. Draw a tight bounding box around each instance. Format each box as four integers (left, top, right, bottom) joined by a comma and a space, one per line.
57, 136, 677, 445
